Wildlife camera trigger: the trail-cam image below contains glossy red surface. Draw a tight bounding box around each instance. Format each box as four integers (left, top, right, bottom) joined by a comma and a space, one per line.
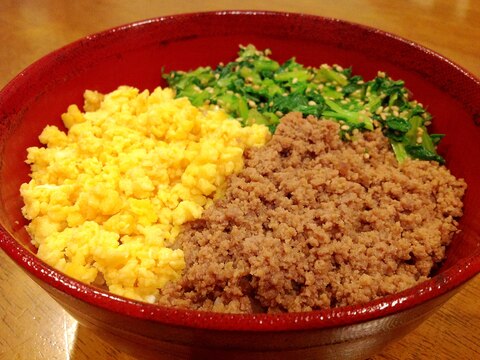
0, 11, 479, 358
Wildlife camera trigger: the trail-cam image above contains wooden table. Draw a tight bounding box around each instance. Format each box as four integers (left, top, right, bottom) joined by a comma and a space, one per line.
0, 1, 479, 359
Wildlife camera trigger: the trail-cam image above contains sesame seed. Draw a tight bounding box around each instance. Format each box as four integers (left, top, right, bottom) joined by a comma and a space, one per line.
341, 125, 350, 130
275, 111, 283, 117
247, 100, 257, 108
416, 137, 423, 143
363, 153, 370, 159
308, 100, 317, 106
292, 78, 298, 84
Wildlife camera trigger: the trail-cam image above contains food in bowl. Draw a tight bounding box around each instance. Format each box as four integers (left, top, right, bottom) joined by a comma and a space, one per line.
19, 44, 466, 311
165, 44, 446, 164
158, 113, 465, 313
19, 85, 270, 302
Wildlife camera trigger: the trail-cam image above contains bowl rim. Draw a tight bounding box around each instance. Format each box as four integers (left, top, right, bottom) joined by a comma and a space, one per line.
1, 9, 479, 332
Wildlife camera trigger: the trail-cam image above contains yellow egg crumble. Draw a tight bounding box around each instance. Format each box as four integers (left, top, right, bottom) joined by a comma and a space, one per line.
20, 86, 270, 302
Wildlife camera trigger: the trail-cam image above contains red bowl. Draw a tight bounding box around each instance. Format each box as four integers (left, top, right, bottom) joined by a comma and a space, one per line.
1, 11, 479, 360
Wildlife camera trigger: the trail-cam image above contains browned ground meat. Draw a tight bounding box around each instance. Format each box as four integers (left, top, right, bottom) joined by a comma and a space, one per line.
158, 112, 467, 313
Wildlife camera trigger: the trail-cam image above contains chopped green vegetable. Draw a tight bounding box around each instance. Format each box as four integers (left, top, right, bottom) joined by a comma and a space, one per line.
323, 99, 374, 131
163, 44, 445, 164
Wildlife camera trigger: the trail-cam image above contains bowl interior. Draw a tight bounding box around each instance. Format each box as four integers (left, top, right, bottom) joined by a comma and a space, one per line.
0, 11, 479, 328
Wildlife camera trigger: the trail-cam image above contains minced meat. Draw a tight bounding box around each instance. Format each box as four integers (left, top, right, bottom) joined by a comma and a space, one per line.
158, 112, 467, 313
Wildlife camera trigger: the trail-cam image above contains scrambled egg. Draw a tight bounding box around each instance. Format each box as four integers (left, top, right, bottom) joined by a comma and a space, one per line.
20, 86, 270, 303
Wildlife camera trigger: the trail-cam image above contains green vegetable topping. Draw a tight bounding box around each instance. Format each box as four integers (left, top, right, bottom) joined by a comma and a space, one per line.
163, 44, 445, 164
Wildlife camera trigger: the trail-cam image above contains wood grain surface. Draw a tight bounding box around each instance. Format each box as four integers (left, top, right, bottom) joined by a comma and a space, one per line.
0, 1, 479, 359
